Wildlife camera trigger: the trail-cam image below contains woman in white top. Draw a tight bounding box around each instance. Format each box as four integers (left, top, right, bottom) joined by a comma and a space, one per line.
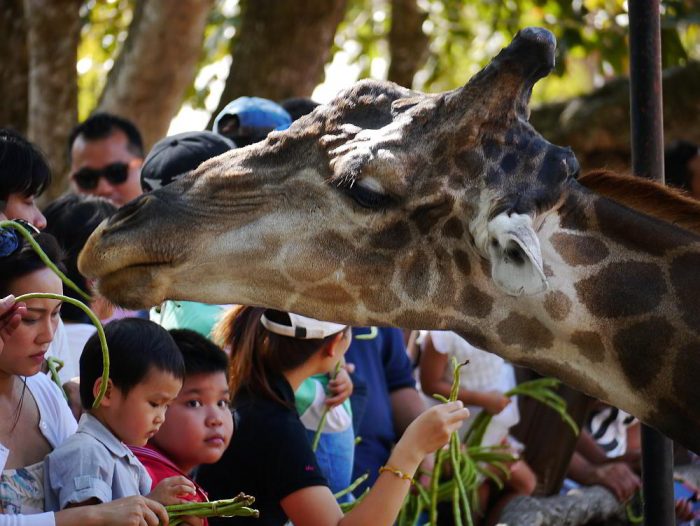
0, 231, 167, 526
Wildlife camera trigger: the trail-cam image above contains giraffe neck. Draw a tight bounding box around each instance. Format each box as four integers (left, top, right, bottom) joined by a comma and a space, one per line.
508, 181, 700, 449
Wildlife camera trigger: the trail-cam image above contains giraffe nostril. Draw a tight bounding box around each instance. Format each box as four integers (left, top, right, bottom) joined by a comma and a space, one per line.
505, 245, 525, 265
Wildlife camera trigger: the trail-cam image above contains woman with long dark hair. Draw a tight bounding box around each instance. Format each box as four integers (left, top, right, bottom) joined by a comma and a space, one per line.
198, 306, 469, 526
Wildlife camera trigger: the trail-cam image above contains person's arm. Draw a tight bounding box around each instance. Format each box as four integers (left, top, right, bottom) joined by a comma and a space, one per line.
567, 451, 640, 502
418, 334, 510, 416
390, 387, 427, 437
281, 402, 470, 526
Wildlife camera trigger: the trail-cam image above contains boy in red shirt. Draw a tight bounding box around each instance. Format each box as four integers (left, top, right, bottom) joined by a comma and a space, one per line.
131, 329, 234, 518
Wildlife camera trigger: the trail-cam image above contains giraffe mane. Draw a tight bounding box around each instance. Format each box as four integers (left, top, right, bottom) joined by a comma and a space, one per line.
577, 169, 700, 236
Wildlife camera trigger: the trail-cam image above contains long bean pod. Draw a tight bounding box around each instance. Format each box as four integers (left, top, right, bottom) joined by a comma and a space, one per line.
16, 292, 109, 407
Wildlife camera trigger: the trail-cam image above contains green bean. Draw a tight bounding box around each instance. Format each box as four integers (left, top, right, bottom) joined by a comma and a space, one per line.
16, 292, 109, 408
1, 221, 90, 302
312, 360, 343, 451
333, 472, 368, 499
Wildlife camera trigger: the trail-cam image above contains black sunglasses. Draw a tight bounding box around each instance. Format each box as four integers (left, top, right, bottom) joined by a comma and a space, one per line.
72, 162, 131, 191
0, 219, 40, 257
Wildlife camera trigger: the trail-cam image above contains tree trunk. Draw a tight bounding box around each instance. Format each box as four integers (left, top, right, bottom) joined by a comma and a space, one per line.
0, 0, 29, 135
208, 0, 348, 129
387, 0, 430, 88
531, 61, 700, 173
511, 368, 594, 496
98, 0, 215, 150
499, 486, 628, 526
23, 0, 82, 201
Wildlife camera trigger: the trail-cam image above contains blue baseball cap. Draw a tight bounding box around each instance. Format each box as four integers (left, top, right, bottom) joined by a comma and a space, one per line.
213, 97, 292, 146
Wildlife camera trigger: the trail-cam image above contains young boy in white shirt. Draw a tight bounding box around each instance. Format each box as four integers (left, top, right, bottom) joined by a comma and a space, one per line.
44, 318, 196, 511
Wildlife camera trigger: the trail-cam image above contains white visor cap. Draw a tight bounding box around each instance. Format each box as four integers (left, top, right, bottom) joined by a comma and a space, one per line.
260, 311, 348, 340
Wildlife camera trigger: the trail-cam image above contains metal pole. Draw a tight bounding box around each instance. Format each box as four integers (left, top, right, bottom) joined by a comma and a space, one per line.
628, 1, 675, 524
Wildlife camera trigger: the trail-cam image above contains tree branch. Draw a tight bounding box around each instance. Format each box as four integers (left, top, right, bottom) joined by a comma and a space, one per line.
98, 0, 215, 150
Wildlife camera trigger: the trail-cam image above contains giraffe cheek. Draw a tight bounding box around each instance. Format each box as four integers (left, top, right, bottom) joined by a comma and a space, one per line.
487, 212, 548, 296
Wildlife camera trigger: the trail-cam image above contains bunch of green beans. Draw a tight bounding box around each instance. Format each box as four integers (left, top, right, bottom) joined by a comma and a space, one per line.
397, 359, 578, 526
164, 494, 259, 525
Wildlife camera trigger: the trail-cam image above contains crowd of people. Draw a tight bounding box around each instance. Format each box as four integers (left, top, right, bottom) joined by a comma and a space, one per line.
0, 98, 698, 526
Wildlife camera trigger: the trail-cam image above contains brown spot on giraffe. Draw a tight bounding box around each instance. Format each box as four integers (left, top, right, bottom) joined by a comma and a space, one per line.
369, 220, 412, 250
497, 312, 554, 351
362, 285, 401, 314
570, 330, 606, 363
543, 291, 572, 321
559, 192, 588, 231
670, 253, 700, 335
550, 233, 609, 266
402, 250, 431, 301
409, 195, 456, 235
453, 249, 471, 276
672, 343, 700, 411
575, 262, 666, 318
442, 217, 465, 239
456, 325, 492, 351
458, 284, 494, 318
595, 198, 695, 256
294, 283, 356, 308
614, 318, 674, 389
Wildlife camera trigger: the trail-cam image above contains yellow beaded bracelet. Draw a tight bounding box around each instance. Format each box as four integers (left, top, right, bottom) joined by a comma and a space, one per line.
379, 465, 414, 484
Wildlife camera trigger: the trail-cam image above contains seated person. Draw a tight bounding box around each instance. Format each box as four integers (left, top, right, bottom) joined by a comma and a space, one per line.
420, 331, 536, 526
197, 307, 469, 526
44, 319, 197, 511
131, 329, 234, 514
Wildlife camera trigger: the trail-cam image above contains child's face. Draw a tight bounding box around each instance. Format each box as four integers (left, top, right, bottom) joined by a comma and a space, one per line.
106, 368, 182, 447
150, 371, 233, 473
0, 268, 62, 377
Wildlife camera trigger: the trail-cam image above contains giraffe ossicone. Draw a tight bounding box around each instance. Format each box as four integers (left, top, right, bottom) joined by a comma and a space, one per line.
79, 27, 700, 453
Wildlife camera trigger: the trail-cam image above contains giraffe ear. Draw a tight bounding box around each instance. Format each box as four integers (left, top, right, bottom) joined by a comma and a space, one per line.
486, 213, 548, 296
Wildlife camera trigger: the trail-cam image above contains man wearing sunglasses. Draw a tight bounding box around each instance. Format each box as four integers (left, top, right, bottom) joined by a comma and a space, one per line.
68, 112, 145, 207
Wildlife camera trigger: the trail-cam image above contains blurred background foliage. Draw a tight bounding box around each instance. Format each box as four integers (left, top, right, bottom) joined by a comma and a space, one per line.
76, 0, 699, 120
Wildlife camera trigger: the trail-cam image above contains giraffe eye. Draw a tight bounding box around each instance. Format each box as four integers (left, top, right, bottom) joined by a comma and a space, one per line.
343, 180, 394, 209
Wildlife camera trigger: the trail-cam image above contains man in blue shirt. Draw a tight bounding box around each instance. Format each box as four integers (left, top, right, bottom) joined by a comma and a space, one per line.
346, 327, 427, 494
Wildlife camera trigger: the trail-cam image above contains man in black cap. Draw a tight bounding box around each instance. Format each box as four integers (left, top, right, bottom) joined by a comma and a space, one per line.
140, 131, 235, 192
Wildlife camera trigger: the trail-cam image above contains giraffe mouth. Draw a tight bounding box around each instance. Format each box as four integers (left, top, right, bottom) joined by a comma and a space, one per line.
95, 260, 175, 309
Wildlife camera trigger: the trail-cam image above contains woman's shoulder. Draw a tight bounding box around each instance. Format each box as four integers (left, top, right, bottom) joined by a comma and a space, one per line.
26, 374, 78, 447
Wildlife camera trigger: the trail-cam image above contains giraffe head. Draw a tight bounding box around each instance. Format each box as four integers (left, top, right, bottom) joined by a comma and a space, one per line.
80, 27, 579, 325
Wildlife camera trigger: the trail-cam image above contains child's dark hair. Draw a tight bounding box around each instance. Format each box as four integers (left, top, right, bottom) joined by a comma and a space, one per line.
214, 306, 335, 407
43, 194, 116, 322
0, 232, 64, 297
0, 129, 52, 210
80, 318, 185, 409
68, 112, 144, 159
169, 329, 229, 376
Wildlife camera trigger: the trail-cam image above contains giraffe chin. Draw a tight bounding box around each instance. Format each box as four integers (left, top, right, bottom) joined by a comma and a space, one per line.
96, 264, 171, 310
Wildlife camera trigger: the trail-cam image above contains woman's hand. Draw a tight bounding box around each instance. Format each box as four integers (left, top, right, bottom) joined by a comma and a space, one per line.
393, 402, 470, 467
0, 295, 26, 355
56, 496, 169, 526
326, 365, 354, 408
148, 475, 197, 505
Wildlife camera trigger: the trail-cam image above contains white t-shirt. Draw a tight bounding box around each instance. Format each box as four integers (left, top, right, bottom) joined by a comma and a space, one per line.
427, 331, 520, 446
0, 374, 77, 526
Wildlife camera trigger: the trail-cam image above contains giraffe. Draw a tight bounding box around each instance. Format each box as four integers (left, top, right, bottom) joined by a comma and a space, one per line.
79, 28, 700, 452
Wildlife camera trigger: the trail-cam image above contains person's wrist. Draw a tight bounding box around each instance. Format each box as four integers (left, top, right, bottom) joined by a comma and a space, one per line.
390, 441, 424, 474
